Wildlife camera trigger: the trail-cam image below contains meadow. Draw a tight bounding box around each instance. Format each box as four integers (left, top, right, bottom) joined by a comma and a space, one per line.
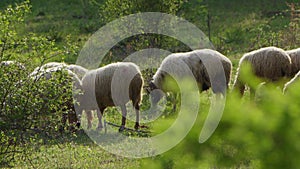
0, 0, 300, 168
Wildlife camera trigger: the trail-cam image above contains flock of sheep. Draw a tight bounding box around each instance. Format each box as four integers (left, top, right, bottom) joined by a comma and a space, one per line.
1, 46, 300, 131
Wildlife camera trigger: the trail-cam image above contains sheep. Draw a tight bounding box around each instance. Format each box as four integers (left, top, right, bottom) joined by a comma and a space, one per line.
286, 48, 300, 77
32, 62, 67, 74
32, 63, 88, 80
39, 62, 67, 69
0, 60, 16, 66
233, 46, 291, 97
283, 70, 300, 94
77, 62, 143, 131
0, 60, 25, 69
31, 66, 81, 88
30, 66, 82, 128
66, 64, 88, 80
147, 49, 232, 107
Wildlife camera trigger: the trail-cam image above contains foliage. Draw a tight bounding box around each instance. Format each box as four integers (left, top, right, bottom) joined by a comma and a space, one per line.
141, 70, 300, 169
101, 0, 185, 22
98, 0, 207, 66
0, 1, 78, 167
0, 0, 300, 168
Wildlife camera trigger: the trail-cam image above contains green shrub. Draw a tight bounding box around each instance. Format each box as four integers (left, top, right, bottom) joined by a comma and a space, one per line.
0, 1, 78, 167
141, 69, 300, 169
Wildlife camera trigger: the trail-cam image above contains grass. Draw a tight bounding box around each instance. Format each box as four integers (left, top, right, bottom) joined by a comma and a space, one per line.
206, 0, 298, 56
1, 0, 300, 168
4, 92, 213, 168
12, 133, 139, 168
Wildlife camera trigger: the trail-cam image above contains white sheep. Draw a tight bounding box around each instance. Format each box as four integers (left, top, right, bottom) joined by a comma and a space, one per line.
0, 60, 25, 69
32, 62, 67, 74
77, 62, 143, 131
148, 49, 232, 106
30, 66, 82, 127
33, 62, 88, 80
233, 46, 291, 97
286, 48, 300, 77
0, 60, 16, 66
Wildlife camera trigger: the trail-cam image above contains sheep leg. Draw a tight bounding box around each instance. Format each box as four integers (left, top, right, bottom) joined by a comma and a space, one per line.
60, 112, 68, 132
86, 110, 93, 129
97, 108, 105, 130
67, 111, 77, 131
68, 106, 80, 128
239, 85, 246, 96
67, 111, 77, 124
233, 79, 245, 96
119, 105, 127, 132
134, 104, 140, 130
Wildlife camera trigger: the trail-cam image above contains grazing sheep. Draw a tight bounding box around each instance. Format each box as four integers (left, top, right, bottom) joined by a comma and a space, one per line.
286, 48, 300, 77
148, 49, 232, 106
0, 60, 16, 66
30, 62, 67, 77
30, 66, 82, 127
66, 64, 88, 80
77, 62, 143, 131
233, 46, 291, 97
31, 66, 81, 89
283, 70, 300, 94
40, 62, 67, 69
33, 62, 67, 73
0, 60, 25, 69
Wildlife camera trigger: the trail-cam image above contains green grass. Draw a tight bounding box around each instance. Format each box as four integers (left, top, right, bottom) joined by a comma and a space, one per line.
1, 0, 300, 168
12, 133, 139, 168
206, 0, 298, 56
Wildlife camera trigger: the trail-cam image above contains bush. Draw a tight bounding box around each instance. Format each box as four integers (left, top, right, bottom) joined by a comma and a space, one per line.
0, 1, 78, 167
141, 70, 300, 169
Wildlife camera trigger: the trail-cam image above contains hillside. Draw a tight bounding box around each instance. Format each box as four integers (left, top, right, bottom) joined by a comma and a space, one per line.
1, 0, 300, 168
1, 0, 299, 64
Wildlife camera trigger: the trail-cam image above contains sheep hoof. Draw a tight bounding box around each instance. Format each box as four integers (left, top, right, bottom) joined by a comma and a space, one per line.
119, 126, 125, 132
76, 122, 81, 128
97, 126, 103, 131
134, 124, 139, 130
140, 125, 149, 129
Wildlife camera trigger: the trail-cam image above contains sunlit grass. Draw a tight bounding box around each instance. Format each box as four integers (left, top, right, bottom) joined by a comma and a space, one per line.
1, 0, 299, 168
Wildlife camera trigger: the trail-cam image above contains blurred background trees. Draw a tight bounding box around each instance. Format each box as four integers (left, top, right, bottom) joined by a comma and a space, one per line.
0, 0, 300, 168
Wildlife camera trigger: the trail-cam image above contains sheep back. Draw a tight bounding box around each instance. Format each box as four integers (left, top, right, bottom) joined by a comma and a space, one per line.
238, 46, 291, 81
96, 62, 143, 108
81, 62, 143, 111
286, 48, 300, 77
152, 49, 232, 94
33, 62, 67, 73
